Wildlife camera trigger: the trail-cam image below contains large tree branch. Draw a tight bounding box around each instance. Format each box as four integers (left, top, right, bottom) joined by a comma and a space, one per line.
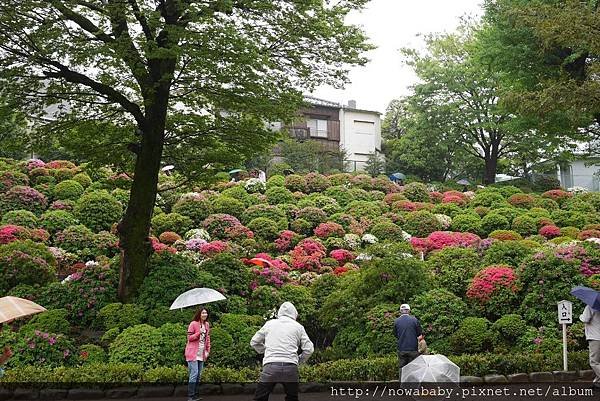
127, 0, 154, 41
40, 58, 145, 126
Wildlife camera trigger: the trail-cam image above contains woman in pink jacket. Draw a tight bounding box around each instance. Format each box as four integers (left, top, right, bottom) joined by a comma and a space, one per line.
185, 308, 211, 401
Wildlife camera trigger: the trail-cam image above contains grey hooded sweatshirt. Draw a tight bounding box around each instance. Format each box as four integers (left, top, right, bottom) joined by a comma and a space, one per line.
250, 302, 314, 365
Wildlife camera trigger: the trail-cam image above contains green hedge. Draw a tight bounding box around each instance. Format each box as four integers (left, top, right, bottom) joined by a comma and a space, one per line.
0, 352, 590, 384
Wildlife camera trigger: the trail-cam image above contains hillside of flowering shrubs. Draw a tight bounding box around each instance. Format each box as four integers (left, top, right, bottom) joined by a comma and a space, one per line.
0, 157, 599, 374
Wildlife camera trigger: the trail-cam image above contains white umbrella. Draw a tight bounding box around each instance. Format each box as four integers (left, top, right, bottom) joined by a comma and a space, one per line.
401, 355, 460, 383
169, 288, 226, 310
0, 296, 46, 324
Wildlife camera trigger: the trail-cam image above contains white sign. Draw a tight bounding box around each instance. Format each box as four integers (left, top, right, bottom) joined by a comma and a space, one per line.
557, 300, 573, 324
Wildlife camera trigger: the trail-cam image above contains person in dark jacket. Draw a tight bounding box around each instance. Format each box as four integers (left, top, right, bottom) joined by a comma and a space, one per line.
393, 304, 423, 380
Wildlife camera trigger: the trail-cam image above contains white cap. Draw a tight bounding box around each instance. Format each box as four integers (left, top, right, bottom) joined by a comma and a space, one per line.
400, 304, 410, 311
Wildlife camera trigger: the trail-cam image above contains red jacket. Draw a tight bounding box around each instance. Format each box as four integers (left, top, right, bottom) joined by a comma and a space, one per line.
185, 320, 211, 362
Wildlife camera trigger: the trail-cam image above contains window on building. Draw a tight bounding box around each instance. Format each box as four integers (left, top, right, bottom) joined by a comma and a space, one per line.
307, 119, 328, 138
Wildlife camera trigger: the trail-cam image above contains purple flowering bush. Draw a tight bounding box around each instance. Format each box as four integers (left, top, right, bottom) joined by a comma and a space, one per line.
5, 330, 77, 368
0, 185, 47, 215
0, 240, 57, 293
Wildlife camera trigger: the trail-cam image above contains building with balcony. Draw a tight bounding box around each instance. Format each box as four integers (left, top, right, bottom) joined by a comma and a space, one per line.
285, 96, 382, 171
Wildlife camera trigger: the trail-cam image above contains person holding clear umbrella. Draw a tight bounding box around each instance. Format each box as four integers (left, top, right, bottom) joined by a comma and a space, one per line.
185, 307, 211, 401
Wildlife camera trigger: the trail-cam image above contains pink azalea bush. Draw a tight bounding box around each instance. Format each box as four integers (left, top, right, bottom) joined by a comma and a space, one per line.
467, 265, 518, 302
274, 230, 302, 252
330, 249, 355, 265
0, 224, 29, 244
466, 265, 520, 318
314, 222, 345, 239
289, 238, 327, 271
409, 231, 480, 253
199, 240, 229, 257
554, 244, 600, 277
539, 225, 561, 239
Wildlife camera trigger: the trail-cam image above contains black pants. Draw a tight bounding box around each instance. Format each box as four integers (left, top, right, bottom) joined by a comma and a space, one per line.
253, 362, 299, 401
398, 351, 419, 380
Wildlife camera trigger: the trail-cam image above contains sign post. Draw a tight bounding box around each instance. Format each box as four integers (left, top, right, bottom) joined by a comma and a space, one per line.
557, 300, 573, 371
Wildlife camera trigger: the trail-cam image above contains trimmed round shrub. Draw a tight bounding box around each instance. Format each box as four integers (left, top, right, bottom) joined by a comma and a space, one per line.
284, 175, 307, 193
221, 185, 253, 207
52, 180, 84, 201
481, 213, 510, 236
74, 191, 123, 232
410, 288, 470, 345
110, 189, 130, 206
295, 207, 327, 228
404, 210, 442, 237
211, 196, 245, 217
78, 344, 107, 365
305, 173, 331, 193
172, 193, 213, 226
1, 210, 38, 228
202, 214, 242, 239
199, 253, 252, 296
0, 185, 47, 215
0, 170, 29, 192
427, 247, 481, 297
290, 219, 313, 236
136, 253, 223, 310
314, 222, 345, 239
560, 226, 580, 239
40, 210, 78, 233
482, 240, 534, 268
551, 210, 588, 229
265, 187, 295, 205
266, 175, 285, 188
151, 212, 193, 236
402, 182, 430, 202
0, 240, 57, 293
432, 203, 463, 218
19, 308, 70, 335
158, 231, 181, 245
471, 191, 505, 207
466, 265, 520, 319
109, 324, 163, 367
72, 173, 92, 188
492, 314, 528, 346
348, 187, 371, 202
450, 213, 482, 235
247, 217, 280, 241
242, 204, 288, 229
511, 215, 537, 237
344, 200, 382, 220
488, 230, 522, 241
369, 222, 403, 241
449, 317, 495, 354
507, 193, 536, 209
324, 186, 355, 207
563, 198, 595, 213
54, 225, 96, 255
99, 303, 146, 331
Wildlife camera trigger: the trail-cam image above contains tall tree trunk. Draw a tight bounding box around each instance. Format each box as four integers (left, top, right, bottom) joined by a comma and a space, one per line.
117, 92, 169, 302
483, 143, 500, 185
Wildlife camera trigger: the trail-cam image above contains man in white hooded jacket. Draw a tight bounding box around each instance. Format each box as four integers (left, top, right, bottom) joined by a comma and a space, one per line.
250, 302, 314, 401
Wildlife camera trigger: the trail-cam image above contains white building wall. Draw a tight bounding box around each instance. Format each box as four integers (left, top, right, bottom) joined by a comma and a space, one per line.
339, 108, 381, 172
557, 160, 600, 191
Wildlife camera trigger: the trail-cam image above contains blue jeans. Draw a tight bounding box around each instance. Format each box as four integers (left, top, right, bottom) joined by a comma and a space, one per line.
187, 360, 204, 399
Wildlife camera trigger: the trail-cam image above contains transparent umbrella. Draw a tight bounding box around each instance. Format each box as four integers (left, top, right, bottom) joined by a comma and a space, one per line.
401, 355, 460, 383
169, 288, 226, 310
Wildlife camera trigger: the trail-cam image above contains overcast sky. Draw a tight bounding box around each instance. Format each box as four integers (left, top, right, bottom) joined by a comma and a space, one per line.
312, 0, 483, 115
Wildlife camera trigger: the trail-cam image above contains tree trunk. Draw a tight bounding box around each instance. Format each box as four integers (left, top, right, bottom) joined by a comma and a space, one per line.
483, 143, 500, 185
117, 93, 169, 302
